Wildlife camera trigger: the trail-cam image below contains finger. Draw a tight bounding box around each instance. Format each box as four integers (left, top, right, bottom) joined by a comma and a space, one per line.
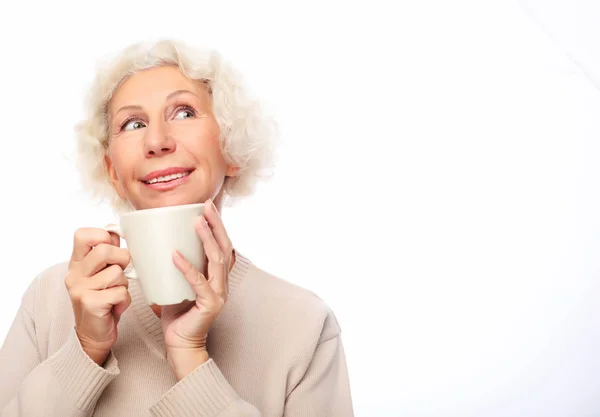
93, 285, 131, 310
203, 199, 233, 256
194, 216, 227, 297
172, 250, 214, 301
79, 244, 131, 277
106, 229, 121, 248
194, 216, 224, 266
71, 228, 115, 262
113, 290, 132, 323
87, 264, 129, 291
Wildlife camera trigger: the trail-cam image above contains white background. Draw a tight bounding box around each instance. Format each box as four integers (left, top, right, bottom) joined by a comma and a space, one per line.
0, 1, 599, 416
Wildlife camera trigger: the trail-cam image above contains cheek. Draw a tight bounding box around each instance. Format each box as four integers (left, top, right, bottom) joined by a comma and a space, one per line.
203, 121, 225, 160
109, 142, 138, 179
195, 137, 227, 172
177, 120, 226, 164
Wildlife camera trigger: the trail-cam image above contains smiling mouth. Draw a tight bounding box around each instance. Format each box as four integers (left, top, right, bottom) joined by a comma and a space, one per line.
143, 171, 192, 184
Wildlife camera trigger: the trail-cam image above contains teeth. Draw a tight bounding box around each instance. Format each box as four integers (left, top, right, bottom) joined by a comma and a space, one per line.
146, 171, 190, 184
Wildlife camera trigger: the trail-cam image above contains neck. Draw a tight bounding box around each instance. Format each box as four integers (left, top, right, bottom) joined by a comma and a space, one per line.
212, 192, 225, 212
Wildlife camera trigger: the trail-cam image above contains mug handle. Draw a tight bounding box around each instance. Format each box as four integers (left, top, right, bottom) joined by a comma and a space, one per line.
104, 224, 138, 280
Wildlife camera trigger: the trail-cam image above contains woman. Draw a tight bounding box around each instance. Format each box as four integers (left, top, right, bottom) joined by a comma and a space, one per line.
0, 40, 353, 416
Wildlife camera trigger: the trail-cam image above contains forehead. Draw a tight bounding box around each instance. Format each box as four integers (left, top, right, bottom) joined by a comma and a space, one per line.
108, 66, 208, 113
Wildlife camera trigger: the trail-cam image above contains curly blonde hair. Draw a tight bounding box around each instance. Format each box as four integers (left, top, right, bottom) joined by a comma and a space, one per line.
75, 39, 277, 212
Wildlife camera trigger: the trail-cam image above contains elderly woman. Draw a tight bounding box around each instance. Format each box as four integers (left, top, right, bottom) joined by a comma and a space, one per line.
0, 40, 353, 416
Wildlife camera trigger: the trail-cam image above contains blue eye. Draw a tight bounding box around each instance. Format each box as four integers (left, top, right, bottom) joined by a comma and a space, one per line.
122, 120, 146, 131
174, 107, 195, 120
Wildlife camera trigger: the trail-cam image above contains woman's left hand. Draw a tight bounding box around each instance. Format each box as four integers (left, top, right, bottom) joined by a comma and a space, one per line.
160, 199, 233, 379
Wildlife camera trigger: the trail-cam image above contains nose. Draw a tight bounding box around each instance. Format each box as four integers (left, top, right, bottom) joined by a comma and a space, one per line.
144, 120, 176, 157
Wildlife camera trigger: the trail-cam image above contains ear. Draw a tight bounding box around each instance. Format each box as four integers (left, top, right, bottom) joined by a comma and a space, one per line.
225, 165, 240, 178
104, 152, 127, 200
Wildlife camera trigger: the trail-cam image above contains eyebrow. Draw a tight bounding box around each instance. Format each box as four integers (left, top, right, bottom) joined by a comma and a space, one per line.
114, 89, 202, 117
166, 89, 201, 101
114, 104, 143, 116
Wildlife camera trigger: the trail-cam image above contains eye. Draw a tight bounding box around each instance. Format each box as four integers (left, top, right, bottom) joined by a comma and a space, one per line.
174, 106, 196, 120
122, 119, 146, 131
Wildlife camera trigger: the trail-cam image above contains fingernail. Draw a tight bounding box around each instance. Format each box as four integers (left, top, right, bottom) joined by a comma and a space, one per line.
173, 250, 183, 261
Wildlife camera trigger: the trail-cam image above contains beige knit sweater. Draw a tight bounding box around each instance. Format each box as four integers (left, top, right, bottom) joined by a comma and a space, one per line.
0, 253, 353, 416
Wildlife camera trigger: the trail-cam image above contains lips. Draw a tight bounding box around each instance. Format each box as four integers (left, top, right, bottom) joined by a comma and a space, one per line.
143, 171, 191, 184
142, 167, 193, 183
141, 167, 194, 191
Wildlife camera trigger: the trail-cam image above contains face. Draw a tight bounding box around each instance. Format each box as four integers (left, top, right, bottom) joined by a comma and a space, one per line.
105, 66, 237, 210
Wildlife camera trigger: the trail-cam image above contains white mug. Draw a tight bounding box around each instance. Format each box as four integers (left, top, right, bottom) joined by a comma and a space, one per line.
104, 203, 206, 305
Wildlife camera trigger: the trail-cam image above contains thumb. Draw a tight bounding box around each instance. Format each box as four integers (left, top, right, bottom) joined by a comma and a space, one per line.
104, 224, 121, 247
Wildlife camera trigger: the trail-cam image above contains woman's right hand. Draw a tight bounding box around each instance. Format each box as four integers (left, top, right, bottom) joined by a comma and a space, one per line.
65, 228, 132, 366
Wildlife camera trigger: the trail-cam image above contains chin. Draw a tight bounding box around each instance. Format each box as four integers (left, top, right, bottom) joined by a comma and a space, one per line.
134, 194, 210, 210
129, 180, 220, 210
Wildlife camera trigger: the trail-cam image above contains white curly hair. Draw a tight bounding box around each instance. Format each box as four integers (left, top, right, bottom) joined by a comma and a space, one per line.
75, 39, 277, 213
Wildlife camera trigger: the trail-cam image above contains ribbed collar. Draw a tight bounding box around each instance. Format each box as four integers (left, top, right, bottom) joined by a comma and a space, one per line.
127, 251, 252, 359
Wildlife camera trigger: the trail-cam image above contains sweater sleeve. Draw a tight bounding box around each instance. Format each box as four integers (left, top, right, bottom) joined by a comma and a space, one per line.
0, 275, 120, 417
283, 334, 354, 417
149, 359, 260, 417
